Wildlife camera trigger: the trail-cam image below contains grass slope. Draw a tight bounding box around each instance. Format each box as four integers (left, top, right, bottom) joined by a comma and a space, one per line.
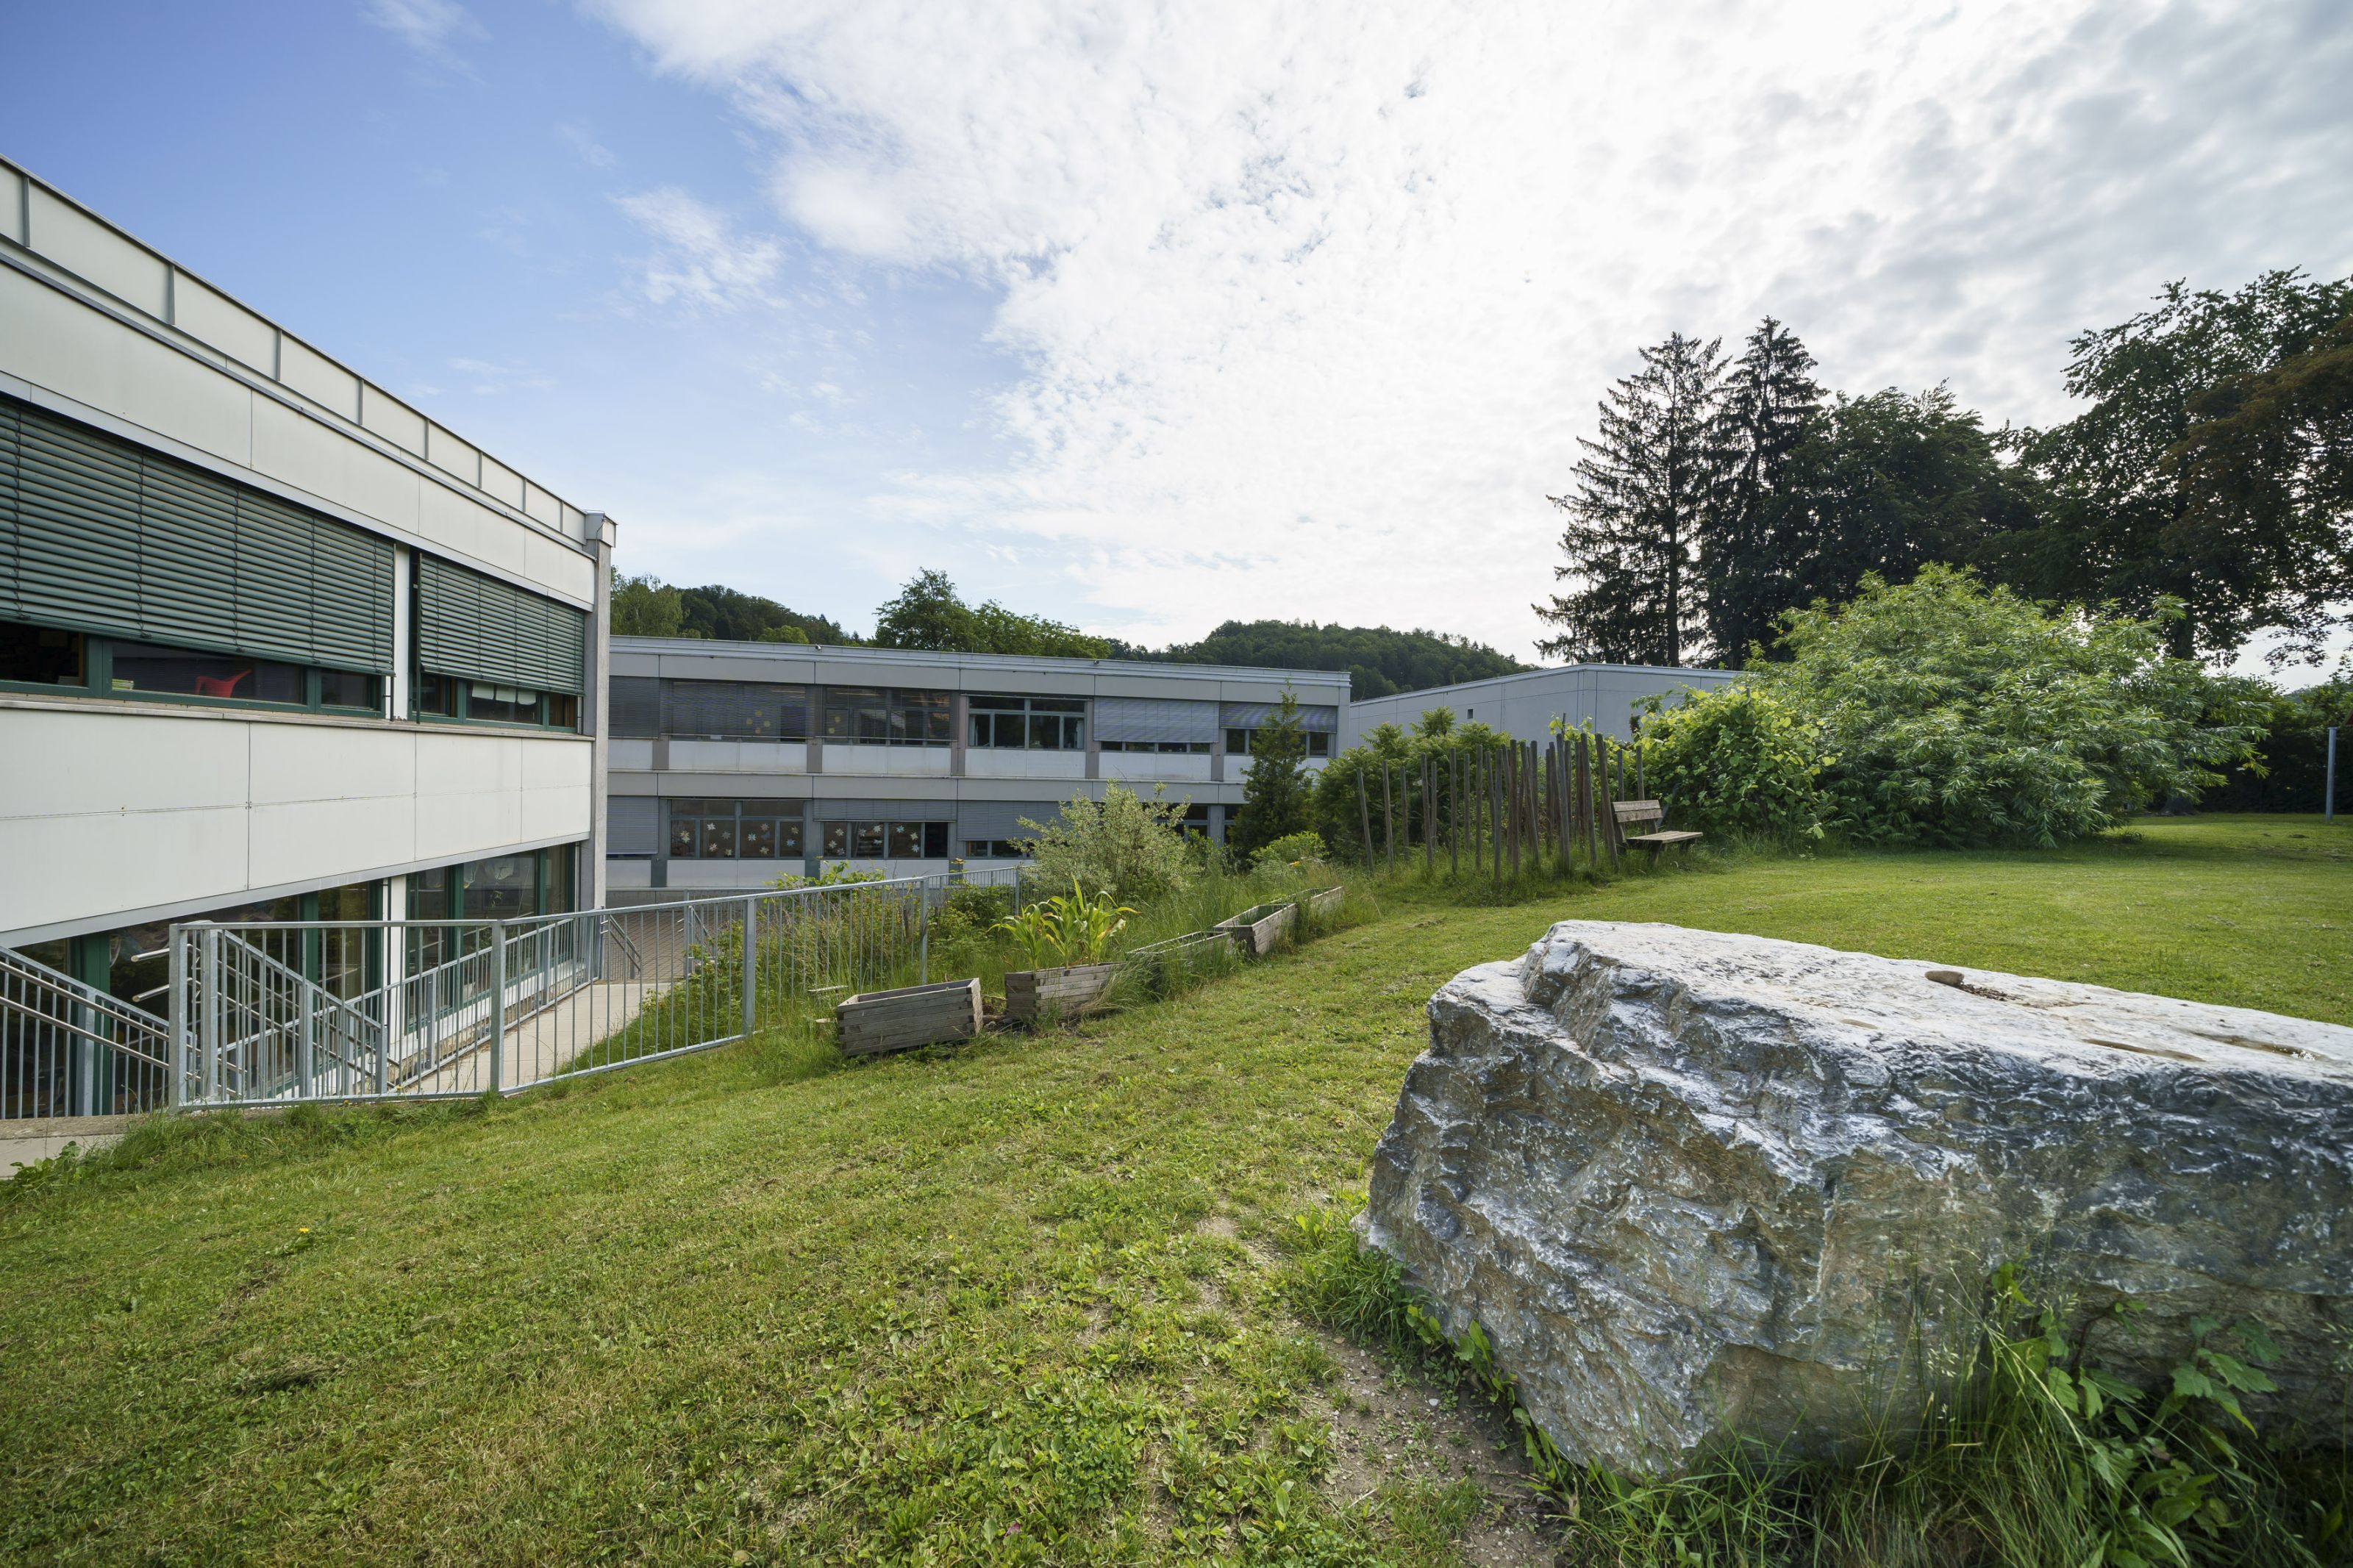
2, 815, 2346, 1564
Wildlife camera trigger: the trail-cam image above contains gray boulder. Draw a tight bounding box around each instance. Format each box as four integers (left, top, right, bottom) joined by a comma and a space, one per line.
1360, 920, 2353, 1478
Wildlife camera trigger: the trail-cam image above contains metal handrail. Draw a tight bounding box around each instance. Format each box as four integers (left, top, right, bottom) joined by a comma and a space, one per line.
0, 989, 175, 1071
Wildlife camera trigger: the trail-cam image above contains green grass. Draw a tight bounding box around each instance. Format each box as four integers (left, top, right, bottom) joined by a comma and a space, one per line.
1, 815, 2348, 1564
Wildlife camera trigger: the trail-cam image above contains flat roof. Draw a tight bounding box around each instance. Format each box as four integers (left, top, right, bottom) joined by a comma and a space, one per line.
611, 636, 1352, 688
1352, 662, 1740, 702
1, 156, 595, 547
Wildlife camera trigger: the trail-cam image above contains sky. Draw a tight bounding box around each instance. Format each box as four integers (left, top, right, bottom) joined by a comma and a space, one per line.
4, 0, 2350, 669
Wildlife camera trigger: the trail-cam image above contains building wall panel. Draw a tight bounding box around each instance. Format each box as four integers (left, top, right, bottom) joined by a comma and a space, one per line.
29, 186, 169, 316
172, 273, 276, 373
249, 395, 421, 534
0, 267, 254, 466
276, 335, 361, 420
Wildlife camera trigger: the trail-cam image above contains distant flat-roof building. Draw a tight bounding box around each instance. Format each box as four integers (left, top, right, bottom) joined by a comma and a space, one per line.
1342, 662, 1738, 748
607, 640, 1347, 893
0, 157, 613, 1088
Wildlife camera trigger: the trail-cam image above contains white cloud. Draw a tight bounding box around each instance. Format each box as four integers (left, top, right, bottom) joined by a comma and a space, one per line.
363, 0, 485, 65
588, 0, 2353, 656
613, 187, 785, 308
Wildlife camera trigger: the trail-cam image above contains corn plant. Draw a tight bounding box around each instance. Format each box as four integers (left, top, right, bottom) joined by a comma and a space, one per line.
995, 879, 1135, 968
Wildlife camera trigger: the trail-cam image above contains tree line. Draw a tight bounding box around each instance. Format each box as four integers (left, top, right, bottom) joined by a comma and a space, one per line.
613, 568, 1528, 700
1541, 269, 2353, 668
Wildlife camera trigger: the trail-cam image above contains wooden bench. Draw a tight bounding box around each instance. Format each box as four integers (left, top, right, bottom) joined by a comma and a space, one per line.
1613, 800, 1703, 859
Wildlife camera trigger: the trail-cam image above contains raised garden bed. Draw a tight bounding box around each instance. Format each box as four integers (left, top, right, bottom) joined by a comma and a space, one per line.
835, 978, 982, 1056
1215, 901, 1296, 959
1302, 886, 1344, 919
1004, 963, 1121, 1023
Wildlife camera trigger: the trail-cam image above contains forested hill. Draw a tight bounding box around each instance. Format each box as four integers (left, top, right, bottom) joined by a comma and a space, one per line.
1107, 620, 1529, 701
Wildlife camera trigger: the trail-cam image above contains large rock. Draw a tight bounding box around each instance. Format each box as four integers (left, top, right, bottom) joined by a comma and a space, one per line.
1360, 920, 2353, 1477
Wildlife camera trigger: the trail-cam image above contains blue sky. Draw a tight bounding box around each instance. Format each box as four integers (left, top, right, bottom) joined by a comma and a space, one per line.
7, 1, 2352, 668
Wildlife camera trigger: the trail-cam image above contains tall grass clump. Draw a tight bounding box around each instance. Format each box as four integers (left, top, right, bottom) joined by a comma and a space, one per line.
1289, 1209, 2353, 1567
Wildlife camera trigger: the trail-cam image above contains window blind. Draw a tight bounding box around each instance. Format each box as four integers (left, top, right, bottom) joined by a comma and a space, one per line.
1095, 696, 1215, 744
1218, 701, 1338, 733
415, 554, 587, 695
610, 676, 661, 737
0, 396, 395, 673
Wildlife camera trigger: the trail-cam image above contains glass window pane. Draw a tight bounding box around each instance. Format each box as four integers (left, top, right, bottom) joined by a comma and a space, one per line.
544, 847, 576, 913
822, 821, 850, 857
416, 671, 460, 717
112, 640, 302, 704
1028, 713, 1058, 750
669, 818, 698, 859
320, 668, 379, 709
0, 620, 85, 686
778, 820, 805, 856
888, 822, 921, 857
924, 823, 949, 857
463, 855, 535, 919
740, 819, 776, 859
699, 819, 738, 859
852, 822, 887, 857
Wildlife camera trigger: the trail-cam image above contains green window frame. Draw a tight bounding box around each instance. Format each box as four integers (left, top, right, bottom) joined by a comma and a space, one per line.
0, 615, 387, 717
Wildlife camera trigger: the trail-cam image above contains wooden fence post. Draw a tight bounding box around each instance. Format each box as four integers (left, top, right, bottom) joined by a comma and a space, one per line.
1423, 755, 1435, 877
1382, 761, 1396, 875
1356, 767, 1374, 867
1449, 751, 1461, 878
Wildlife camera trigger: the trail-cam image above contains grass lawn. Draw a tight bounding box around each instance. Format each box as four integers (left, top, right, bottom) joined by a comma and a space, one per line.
2, 815, 2348, 1565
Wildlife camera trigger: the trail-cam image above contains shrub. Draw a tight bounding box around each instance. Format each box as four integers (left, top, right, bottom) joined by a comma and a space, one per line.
1018, 783, 1196, 906
1637, 683, 1825, 842
1754, 568, 2263, 848
1249, 830, 1328, 871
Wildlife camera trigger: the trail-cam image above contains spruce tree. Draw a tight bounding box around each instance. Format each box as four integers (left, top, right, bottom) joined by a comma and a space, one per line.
1702, 318, 1822, 662
1537, 332, 1726, 667
1229, 690, 1312, 859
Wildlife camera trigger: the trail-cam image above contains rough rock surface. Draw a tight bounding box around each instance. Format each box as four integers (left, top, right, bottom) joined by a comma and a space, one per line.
1360, 921, 2353, 1477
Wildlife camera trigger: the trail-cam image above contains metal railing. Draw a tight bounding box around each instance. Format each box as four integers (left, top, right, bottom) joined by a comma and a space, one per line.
154, 870, 1015, 1111
1, 945, 176, 1118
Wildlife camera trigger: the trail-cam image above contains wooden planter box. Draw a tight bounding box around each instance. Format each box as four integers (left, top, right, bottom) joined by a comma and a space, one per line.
1004, 962, 1120, 1023
1303, 887, 1344, 919
1215, 901, 1296, 959
835, 978, 982, 1056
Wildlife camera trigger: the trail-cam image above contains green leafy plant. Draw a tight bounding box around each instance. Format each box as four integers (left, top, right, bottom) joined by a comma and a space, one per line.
1019, 783, 1196, 905
1753, 566, 2265, 848
995, 880, 1135, 970
1249, 830, 1328, 871
1635, 681, 1827, 843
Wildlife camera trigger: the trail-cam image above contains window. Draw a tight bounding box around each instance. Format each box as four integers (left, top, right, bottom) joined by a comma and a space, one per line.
0, 621, 82, 686
0, 616, 386, 716
413, 555, 585, 726
661, 679, 808, 740
821, 819, 952, 859
1, 395, 396, 686
110, 640, 304, 704
410, 673, 572, 728
965, 839, 1029, 859
1099, 739, 1210, 753
463, 854, 537, 920
822, 686, 951, 745
666, 799, 807, 859
1226, 728, 1329, 757
969, 695, 1085, 750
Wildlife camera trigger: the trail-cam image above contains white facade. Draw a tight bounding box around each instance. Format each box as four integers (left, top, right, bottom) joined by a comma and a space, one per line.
1341, 663, 1740, 748
610, 640, 1346, 894
0, 157, 611, 951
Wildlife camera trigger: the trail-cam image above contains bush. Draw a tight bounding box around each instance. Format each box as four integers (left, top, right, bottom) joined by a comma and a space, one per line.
1754, 568, 2263, 848
1249, 830, 1328, 871
1019, 783, 1196, 905
1638, 683, 1824, 842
